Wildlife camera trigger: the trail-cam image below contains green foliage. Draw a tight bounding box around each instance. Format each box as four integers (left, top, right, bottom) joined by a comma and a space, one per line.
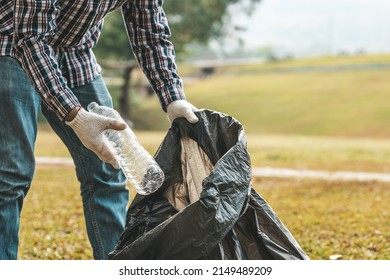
94, 10, 133, 60
163, 0, 261, 53
94, 0, 261, 60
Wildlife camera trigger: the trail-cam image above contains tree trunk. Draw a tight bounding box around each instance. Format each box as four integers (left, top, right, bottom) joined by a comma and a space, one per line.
98, 60, 136, 124
119, 66, 134, 122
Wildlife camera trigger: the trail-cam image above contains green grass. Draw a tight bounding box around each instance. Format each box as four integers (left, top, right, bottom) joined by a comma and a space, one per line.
19, 167, 92, 260
18, 167, 389, 260
246, 133, 390, 172
125, 54, 390, 138
254, 177, 390, 260
178, 53, 390, 76
193, 71, 390, 136
35, 127, 390, 173
29, 127, 390, 260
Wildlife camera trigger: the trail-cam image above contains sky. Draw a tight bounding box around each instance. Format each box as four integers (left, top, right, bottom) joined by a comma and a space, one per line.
225, 0, 390, 57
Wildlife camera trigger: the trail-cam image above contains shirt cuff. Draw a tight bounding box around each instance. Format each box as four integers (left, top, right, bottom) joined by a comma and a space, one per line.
157, 82, 186, 112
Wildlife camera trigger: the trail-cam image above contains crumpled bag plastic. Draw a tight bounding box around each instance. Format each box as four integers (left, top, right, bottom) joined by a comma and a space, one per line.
109, 109, 309, 260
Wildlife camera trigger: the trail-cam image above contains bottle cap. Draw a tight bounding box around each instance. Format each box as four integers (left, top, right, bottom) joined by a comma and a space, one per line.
87, 102, 99, 111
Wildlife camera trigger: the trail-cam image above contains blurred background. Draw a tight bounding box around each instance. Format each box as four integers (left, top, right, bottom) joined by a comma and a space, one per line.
92, 0, 390, 137
27, 0, 389, 260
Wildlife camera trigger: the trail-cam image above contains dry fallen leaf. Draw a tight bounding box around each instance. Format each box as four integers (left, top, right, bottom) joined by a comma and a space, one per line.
329, 254, 343, 260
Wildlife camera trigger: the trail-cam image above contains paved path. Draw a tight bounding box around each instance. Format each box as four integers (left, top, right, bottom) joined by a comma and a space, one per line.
252, 167, 390, 183
36, 157, 390, 183
36, 157, 74, 166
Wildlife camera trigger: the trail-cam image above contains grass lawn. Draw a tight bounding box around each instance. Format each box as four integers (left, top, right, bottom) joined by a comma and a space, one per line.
18, 166, 389, 260
254, 177, 390, 260
179, 53, 390, 76
36, 125, 390, 173
20, 126, 390, 260
19, 166, 92, 259
126, 54, 390, 139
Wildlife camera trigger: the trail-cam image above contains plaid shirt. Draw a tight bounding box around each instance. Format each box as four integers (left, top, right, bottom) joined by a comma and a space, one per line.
0, 0, 185, 120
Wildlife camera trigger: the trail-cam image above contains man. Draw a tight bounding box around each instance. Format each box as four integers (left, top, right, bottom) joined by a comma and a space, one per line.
0, 0, 198, 260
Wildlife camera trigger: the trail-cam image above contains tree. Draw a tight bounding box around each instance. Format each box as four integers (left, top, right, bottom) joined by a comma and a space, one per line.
164, 0, 260, 54
95, 0, 261, 59
93, 0, 261, 121
94, 10, 133, 60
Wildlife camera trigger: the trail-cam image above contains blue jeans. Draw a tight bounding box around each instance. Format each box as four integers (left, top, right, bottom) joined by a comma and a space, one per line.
0, 56, 129, 260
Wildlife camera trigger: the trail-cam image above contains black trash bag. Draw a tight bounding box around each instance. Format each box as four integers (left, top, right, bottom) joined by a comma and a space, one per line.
109, 109, 309, 260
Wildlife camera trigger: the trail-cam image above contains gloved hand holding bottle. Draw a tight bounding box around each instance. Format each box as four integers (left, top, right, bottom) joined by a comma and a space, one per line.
65, 99, 199, 195
65, 107, 127, 169
86, 102, 165, 195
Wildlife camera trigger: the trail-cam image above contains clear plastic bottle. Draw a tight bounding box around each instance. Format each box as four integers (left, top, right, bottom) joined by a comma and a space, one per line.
87, 102, 164, 195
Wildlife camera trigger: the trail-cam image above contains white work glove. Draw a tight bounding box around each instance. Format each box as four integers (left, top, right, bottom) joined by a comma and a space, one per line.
166, 100, 199, 124
66, 108, 127, 169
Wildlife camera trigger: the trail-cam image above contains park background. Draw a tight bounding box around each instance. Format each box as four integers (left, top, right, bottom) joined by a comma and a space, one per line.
20, 0, 390, 259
